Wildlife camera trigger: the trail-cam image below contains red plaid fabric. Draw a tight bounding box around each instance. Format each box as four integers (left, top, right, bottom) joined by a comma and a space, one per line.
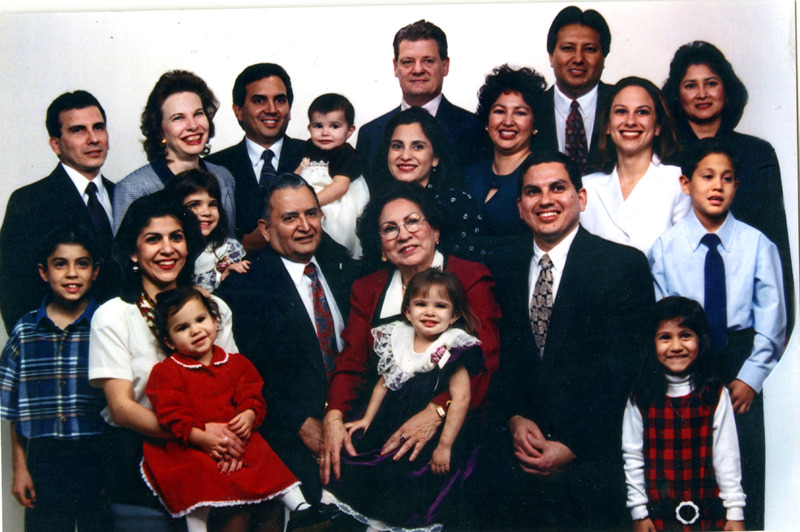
639, 385, 725, 531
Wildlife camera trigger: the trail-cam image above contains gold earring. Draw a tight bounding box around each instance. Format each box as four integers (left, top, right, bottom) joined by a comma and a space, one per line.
435, 236, 440, 245
160, 138, 166, 146
381, 256, 387, 263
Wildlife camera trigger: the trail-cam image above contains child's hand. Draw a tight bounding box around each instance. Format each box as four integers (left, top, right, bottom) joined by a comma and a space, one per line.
11, 467, 36, 508
218, 456, 243, 474
724, 520, 745, 531
633, 517, 656, 532
220, 260, 250, 281
728, 379, 756, 414
344, 418, 370, 436
429, 445, 451, 475
228, 410, 256, 440
193, 285, 212, 299
191, 423, 243, 460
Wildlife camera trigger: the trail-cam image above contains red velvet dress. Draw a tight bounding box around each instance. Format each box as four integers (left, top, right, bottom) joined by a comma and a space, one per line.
141, 346, 299, 517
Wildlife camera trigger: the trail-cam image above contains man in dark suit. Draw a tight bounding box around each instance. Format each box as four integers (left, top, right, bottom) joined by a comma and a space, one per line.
487, 152, 654, 529
0, 91, 118, 334
534, 6, 612, 172
356, 19, 484, 187
217, 173, 353, 506
206, 63, 305, 251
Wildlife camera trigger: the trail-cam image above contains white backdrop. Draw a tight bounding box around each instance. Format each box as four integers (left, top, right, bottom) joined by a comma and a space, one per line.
0, 1, 798, 529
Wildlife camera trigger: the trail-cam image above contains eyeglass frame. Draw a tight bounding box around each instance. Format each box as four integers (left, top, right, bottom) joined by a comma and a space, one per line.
378, 214, 427, 241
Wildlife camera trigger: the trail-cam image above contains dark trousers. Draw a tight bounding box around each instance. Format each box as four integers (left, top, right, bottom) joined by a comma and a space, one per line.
23, 435, 112, 532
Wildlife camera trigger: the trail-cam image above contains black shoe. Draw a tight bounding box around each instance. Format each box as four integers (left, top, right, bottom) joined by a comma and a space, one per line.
287, 504, 339, 532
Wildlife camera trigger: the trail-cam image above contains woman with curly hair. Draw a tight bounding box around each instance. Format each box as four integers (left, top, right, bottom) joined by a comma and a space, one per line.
465, 64, 547, 269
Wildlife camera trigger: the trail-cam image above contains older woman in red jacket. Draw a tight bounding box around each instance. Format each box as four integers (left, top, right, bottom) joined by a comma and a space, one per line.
320, 182, 500, 487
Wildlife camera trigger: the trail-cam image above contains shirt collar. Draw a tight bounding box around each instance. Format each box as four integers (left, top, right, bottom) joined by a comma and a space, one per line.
553, 83, 599, 117
281, 255, 321, 286
35, 294, 99, 328
246, 135, 284, 167
61, 162, 104, 195
169, 345, 229, 369
686, 210, 736, 252
401, 93, 443, 117
532, 224, 579, 273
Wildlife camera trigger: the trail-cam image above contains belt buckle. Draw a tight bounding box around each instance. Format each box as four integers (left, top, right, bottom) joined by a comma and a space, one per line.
675, 500, 700, 525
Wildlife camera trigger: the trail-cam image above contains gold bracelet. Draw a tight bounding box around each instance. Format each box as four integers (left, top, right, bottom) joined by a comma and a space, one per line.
324, 416, 343, 428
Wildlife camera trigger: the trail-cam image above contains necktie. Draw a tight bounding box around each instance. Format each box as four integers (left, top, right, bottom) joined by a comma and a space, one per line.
304, 262, 337, 377
565, 100, 588, 174
85, 181, 113, 248
530, 254, 554, 359
701, 233, 727, 354
259, 149, 277, 188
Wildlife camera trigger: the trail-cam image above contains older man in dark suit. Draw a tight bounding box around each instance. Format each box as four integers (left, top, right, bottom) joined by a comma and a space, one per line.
0, 91, 118, 334
206, 63, 305, 252
217, 174, 354, 510
356, 19, 484, 187
487, 151, 654, 529
534, 6, 612, 173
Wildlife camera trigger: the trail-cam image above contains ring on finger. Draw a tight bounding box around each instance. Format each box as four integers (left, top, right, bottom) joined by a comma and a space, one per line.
399, 434, 406, 442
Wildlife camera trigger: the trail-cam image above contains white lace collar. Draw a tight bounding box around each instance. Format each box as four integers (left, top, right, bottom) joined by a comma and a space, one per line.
371, 321, 479, 391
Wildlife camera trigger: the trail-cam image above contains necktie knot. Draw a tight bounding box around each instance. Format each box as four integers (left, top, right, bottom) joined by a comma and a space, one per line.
85, 181, 98, 196
260, 149, 277, 188
539, 254, 553, 270
303, 261, 318, 279
701, 233, 721, 250
570, 100, 580, 112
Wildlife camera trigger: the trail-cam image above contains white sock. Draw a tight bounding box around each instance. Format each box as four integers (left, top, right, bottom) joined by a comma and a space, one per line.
185, 507, 210, 532
280, 485, 310, 512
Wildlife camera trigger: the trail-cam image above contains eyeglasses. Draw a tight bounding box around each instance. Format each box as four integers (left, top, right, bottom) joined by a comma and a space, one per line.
378, 215, 426, 241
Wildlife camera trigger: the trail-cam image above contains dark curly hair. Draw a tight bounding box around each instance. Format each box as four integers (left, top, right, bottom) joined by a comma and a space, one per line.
596, 76, 679, 174
476, 64, 547, 129
140, 70, 219, 161
662, 41, 748, 132
356, 181, 444, 271
113, 190, 204, 304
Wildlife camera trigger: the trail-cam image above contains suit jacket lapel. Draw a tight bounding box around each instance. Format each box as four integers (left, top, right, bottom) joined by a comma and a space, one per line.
259, 250, 328, 380
49, 166, 96, 226
541, 229, 590, 368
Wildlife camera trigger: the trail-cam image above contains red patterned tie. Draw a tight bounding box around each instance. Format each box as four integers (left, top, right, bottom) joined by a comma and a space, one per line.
565, 100, 588, 173
304, 262, 337, 377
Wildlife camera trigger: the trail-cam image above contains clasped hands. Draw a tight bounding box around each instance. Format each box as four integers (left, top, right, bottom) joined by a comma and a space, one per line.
319, 404, 443, 484
192, 410, 254, 474
508, 415, 576, 476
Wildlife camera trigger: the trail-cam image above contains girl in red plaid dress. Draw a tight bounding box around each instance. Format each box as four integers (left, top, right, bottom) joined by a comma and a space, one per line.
622, 297, 745, 531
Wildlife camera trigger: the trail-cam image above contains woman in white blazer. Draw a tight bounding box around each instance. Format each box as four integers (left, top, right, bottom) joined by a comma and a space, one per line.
581, 77, 690, 254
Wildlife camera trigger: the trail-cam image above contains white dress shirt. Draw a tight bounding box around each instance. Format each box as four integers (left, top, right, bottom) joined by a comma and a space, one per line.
281, 256, 345, 351
554, 84, 599, 152
527, 225, 579, 308
62, 163, 112, 222
401, 93, 443, 117
245, 136, 285, 178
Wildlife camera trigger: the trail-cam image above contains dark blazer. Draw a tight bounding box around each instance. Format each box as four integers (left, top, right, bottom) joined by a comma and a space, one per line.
0, 165, 119, 333
490, 227, 654, 528
355, 95, 485, 189
215, 235, 353, 501
206, 135, 305, 240
534, 82, 611, 170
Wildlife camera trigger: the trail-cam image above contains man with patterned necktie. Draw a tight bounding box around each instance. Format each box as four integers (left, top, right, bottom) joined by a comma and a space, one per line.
217, 173, 354, 512
534, 6, 612, 173
0, 90, 119, 334
487, 151, 654, 529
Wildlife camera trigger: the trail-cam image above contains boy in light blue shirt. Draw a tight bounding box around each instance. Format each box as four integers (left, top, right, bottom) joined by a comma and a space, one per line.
648, 138, 786, 530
